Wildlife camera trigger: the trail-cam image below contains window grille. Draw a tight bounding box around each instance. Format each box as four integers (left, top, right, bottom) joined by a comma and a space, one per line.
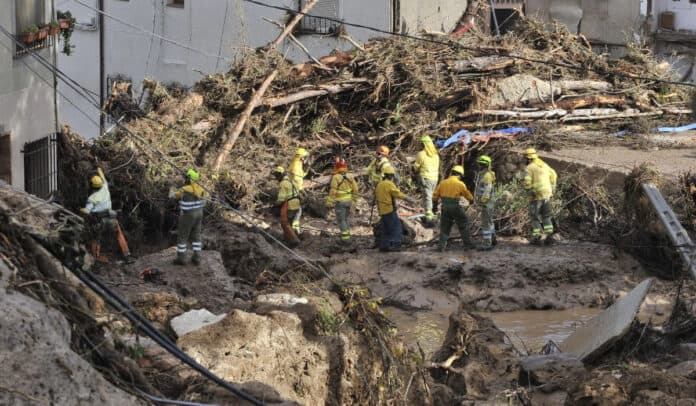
23, 134, 59, 199
298, 0, 341, 34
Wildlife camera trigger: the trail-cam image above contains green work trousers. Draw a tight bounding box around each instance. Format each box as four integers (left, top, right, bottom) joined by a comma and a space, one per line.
422, 178, 437, 219
529, 199, 553, 237
177, 208, 203, 255
335, 201, 352, 241
479, 202, 495, 242
439, 202, 470, 249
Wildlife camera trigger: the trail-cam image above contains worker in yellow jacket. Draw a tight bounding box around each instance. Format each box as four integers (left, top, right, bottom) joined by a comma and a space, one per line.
375, 166, 416, 251
432, 165, 474, 251
326, 158, 359, 243
169, 169, 205, 265
366, 145, 394, 185
474, 155, 496, 250
523, 148, 557, 245
274, 166, 301, 247
80, 167, 133, 263
288, 147, 310, 191
414, 135, 440, 223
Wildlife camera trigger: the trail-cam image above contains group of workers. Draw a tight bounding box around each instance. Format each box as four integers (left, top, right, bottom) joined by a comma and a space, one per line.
80, 140, 557, 264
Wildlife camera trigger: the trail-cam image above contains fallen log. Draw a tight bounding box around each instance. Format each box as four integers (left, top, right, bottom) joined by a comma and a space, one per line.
534, 94, 626, 110
557, 80, 612, 92
561, 109, 663, 123
458, 108, 567, 119
213, 70, 278, 172
262, 79, 369, 108
450, 56, 514, 73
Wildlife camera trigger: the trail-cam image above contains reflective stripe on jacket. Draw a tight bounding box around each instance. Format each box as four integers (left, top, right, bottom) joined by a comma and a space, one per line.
327, 172, 359, 204
475, 169, 496, 203
366, 157, 392, 184
414, 149, 440, 181
524, 158, 556, 201
375, 179, 406, 216
433, 176, 473, 204
175, 182, 205, 211
278, 177, 301, 211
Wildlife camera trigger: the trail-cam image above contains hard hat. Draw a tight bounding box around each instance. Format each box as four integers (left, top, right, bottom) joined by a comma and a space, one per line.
382, 165, 396, 175
296, 148, 309, 158
525, 148, 537, 158
335, 160, 347, 169
90, 175, 103, 188
376, 145, 390, 156
452, 165, 465, 176
186, 168, 200, 182
421, 135, 433, 143
477, 155, 492, 166
273, 166, 285, 174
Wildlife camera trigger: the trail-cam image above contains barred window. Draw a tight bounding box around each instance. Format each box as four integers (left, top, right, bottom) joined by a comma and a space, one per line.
298, 0, 341, 34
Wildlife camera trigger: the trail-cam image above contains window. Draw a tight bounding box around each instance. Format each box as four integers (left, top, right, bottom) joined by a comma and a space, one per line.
15, 0, 51, 56
298, 0, 341, 34
23, 134, 59, 199
167, 0, 184, 8
0, 133, 10, 185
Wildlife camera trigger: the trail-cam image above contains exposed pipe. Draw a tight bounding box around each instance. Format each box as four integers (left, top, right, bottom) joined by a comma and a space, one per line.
98, 0, 105, 135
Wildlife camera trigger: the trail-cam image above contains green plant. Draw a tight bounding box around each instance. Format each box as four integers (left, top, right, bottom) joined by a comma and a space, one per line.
316, 306, 340, 335
24, 25, 39, 34
57, 11, 76, 55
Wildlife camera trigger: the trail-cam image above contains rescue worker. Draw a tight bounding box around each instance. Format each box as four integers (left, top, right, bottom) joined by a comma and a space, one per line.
413, 135, 440, 224
274, 166, 301, 247
169, 169, 205, 265
474, 155, 496, 250
432, 165, 474, 252
288, 147, 310, 191
366, 145, 394, 185
523, 148, 557, 245
326, 158, 360, 243
375, 166, 416, 251
80, 167, 133, 263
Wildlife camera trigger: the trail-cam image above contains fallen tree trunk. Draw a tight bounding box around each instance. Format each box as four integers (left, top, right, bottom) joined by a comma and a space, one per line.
534, 94, 626, 110
262, 79, 369, 108
459, 108, 568, 119
213, 70, 279, 172
561, 109, 663, 122
450, 56, 514, 73
558, 80, 612, 92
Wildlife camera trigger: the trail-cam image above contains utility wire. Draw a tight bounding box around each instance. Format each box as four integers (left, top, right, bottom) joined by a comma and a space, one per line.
240, 0, 696, 89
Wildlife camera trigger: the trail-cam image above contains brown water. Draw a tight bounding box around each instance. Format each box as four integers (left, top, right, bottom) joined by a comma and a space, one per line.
389, 306, 600, 357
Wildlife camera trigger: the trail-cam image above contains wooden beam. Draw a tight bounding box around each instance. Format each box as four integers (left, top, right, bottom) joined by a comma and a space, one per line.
269, 0, 319, 50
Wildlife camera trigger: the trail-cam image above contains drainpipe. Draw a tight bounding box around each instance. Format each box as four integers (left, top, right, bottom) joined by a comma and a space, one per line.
99, 0, 105, 136
51, 0, 59, 133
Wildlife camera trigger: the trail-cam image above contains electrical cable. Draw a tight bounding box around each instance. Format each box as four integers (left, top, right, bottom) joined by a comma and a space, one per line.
240, 0, 696, 89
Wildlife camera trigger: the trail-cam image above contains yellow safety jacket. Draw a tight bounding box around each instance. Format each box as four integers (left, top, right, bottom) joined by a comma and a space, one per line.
375, 179, 406, 216
288, 157, 307, 191
366, 156, 392, 184
414, 148, 440, 181
86, 179, 112, 214
524, 158, 557, 201
327, 170, 359, 205
174, 182, 205, 212
433, 176, 473, 205
475, 169, 496, 204
277, 176, 301, 211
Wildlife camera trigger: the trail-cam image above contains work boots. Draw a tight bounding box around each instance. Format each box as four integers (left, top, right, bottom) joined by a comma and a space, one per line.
477, 239, 493, 251
91, 242, 109, 263
173, 252, 187, 265
191, 252, 201, 266
530, 235, 542, 245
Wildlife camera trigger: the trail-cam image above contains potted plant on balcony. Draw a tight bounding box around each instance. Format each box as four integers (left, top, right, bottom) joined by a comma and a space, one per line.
57, 11, 76, 55
48, 21, 60, 36
19, 25, 38, 44
36, 23, 48, 41
58, 11, 75, 30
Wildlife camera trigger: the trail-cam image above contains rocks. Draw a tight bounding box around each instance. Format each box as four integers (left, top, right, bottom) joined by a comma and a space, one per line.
531, 391, 569, 406
675, 343, 696, 361
562, 278, 653, 362
255, 293, 309, 306
0, 288, 145, 406
519, 353, 587, 393
170, 308, 226, 337
668, 361, 696, 379
131, 291, 184, 325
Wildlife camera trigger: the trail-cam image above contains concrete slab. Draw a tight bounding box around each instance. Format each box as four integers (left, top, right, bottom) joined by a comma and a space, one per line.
170, 309, 226, 337
561, 278, 653, 361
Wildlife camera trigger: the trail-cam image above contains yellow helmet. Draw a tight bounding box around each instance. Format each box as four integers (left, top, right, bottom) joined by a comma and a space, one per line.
525, 148, 537, 158
376, 145, 390, 156
273, 166, 285, 175
382, 165, 396, 175
186, 168, 200, 182
421, 135, 433, 144
452, 165, 465, 176
296, 148, 309, 158
90, 175, 103, 188
477, 155, 492, 166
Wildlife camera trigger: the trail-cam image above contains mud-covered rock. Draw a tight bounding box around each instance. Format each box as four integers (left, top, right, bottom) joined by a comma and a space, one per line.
531, 390, 569, 406
132, 291, 185, 325
0, 288, 145, 406
519, 353, 587, 393
675, 343, 696, 362
668, 361, 696, 379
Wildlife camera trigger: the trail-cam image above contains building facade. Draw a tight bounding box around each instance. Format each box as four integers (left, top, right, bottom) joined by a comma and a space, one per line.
0, 0, 59, 197
56, 0, 468, 139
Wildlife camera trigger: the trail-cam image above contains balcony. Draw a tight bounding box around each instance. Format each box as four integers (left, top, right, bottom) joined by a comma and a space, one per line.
14, 34, 54, 58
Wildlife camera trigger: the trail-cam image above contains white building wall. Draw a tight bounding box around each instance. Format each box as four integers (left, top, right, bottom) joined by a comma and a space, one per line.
0, 0, 58, 189
652, 0, 696, 31
399, 0, 467, 33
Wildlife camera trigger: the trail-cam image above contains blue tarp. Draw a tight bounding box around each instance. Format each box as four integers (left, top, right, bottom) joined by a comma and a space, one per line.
656, 122, 696, 133
435, 127, 531, 149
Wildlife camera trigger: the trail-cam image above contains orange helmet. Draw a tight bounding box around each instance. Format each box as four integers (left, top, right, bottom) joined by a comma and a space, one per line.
376, 145, 390, 156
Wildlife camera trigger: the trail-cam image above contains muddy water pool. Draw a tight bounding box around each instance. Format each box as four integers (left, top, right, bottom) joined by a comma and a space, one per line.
389, 306, 600, 357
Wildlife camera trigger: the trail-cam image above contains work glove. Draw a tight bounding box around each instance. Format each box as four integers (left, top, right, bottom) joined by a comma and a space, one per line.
80, 207, 89, 215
